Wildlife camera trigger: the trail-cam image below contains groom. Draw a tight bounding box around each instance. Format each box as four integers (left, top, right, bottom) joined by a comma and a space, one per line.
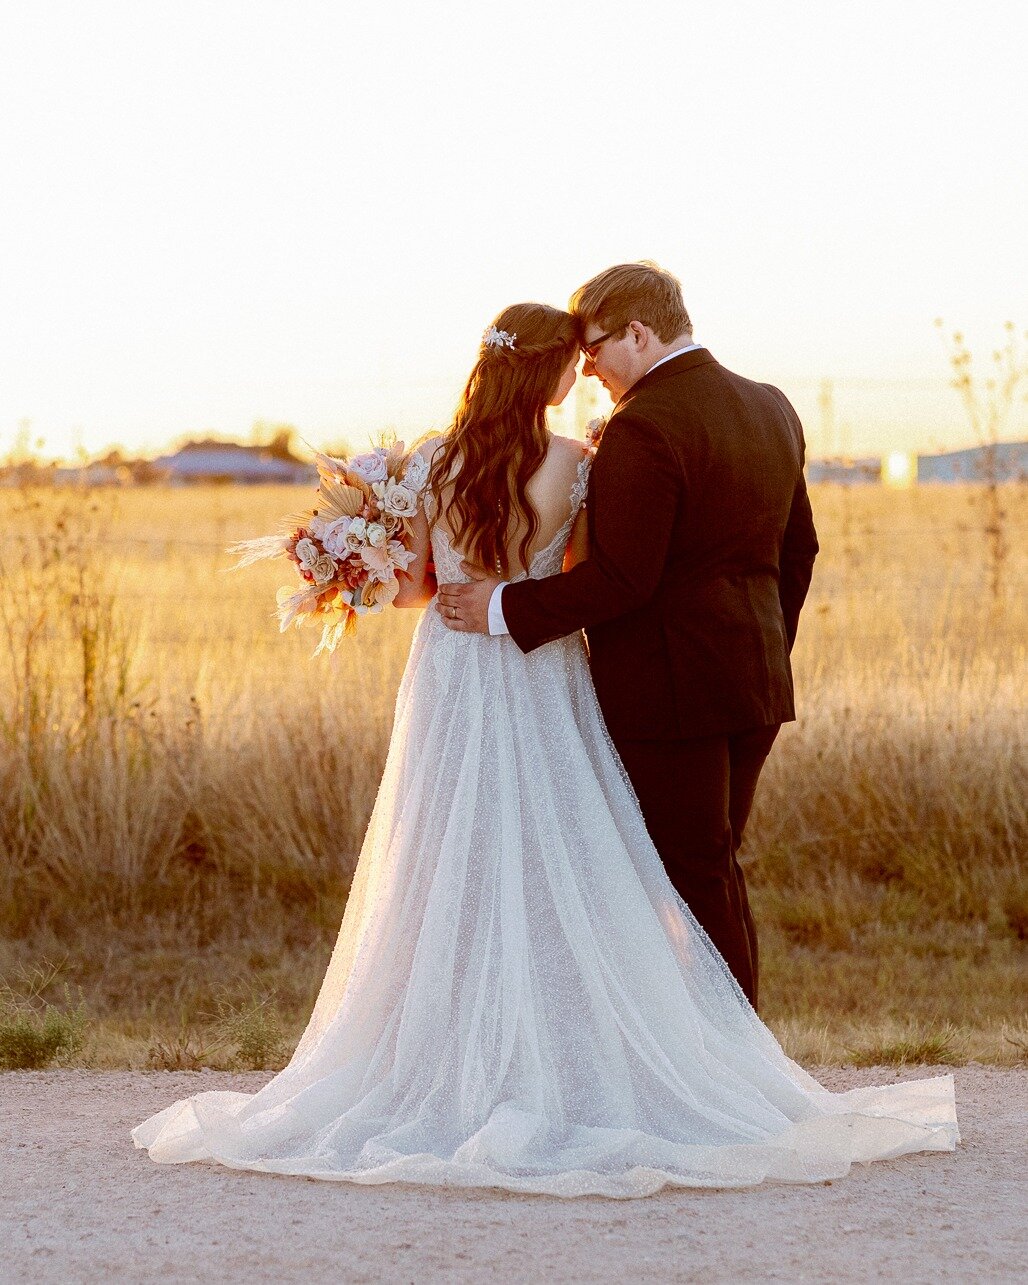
437, 262, 818, 1009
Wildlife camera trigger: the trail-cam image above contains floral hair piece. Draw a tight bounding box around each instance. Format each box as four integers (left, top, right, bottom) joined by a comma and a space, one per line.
482, 325, 517, 350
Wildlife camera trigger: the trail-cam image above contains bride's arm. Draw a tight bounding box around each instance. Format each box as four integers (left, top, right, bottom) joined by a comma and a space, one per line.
393, 500, 436, 608
563, 505, 589, 572
394, 437, 442, 608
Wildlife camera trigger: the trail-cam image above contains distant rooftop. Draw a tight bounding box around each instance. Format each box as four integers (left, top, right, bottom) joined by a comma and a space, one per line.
149, 439, 316, 484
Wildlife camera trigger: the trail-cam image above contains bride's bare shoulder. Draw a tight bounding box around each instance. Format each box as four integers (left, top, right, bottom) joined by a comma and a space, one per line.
411, 432, 446, 464
546, 432, 589, 466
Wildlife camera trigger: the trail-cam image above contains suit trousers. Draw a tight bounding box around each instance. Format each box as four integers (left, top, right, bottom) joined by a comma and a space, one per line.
614, 724, 780, 1011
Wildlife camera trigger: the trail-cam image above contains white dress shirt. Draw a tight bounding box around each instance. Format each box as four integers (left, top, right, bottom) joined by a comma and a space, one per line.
486, 343, 704, 636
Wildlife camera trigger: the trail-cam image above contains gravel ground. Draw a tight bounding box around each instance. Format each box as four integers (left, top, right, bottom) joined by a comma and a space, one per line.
0, 1065, 1024, 1283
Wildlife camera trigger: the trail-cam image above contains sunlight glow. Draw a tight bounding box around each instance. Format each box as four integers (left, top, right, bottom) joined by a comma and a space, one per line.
882, 452, 917, 488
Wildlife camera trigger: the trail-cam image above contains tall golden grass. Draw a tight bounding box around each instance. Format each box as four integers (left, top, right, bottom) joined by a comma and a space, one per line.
1, 479, 1025, 1067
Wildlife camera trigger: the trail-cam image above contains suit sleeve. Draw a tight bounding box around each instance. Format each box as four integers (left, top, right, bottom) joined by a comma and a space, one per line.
503, 411, 680, 654
777, 415, 819, 650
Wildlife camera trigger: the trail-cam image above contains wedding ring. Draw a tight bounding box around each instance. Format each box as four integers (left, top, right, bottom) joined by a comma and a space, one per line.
449, 607, 457, 620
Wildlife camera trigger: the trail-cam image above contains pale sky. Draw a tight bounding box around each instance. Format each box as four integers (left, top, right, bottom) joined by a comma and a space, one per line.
1, 0, 1024, 461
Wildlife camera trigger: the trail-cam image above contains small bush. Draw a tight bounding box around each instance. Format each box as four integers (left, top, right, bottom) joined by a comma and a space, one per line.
0, 1005, 86, 1069
146, 1027, 222, 1071
0, 962, 87, 1069
845, 1023, 964, 1067
1002, 1027, 1028, 1064
214, 988, 285, 1071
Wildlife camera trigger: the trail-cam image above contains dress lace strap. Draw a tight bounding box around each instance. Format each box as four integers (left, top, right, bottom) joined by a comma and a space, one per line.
570, 449, 592, 515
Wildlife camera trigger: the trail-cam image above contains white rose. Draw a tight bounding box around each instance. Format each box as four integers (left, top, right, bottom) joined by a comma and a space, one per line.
294, 537, 320, 573
350, 451, 388, 484
344, 517, 368, 552
382, 481, 418, 518
366, 522, 387, 547
402, 451, 429, 493
307, 516, 328, 539
320, 516, 352, 558
312, 554, 337, 584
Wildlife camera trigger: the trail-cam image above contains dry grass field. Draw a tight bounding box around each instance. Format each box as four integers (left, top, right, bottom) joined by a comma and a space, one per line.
0, 479, 1024, 1070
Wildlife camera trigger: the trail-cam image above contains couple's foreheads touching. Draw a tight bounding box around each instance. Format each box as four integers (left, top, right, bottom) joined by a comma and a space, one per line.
479, 260, 696, 406
428, 262, 696, 579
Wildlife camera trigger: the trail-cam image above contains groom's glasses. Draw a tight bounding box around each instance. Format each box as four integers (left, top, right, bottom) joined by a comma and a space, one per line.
581, 326, 626, 362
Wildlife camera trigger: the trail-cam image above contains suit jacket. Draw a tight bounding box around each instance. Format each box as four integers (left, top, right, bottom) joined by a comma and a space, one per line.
502, 350, 819, 740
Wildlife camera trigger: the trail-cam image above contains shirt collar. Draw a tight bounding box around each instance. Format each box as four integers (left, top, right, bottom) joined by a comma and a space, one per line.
644, 342, 704, 377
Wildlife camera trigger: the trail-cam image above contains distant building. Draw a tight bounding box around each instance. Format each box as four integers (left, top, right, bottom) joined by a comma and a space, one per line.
7, 435, 1024, 490
0, 438, 319, 487
806, 456, 881, 485
806, 440, 1027, 485
150, 440, 316, 485
1, 450, 147, 487
51, 462, 128, 486
916, 441, 1027, 483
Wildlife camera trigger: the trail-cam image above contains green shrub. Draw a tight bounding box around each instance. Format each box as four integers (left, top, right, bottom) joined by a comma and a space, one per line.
0, 964, 88, 1069
845, 1022, 964, 1067
214, 988, 285, 1070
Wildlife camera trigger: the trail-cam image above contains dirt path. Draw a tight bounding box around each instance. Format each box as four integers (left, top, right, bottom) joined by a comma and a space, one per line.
0, 1065, 1023, 1283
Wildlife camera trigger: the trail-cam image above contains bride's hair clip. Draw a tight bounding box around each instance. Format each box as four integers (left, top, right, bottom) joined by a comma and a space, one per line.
482, 326, 517, 351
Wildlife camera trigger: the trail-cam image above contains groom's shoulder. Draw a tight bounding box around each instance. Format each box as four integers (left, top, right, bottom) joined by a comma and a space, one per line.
754, 378, 802, 424
681, 361, 799, 419
696, 360, 787, 403
623, 364, 802, 447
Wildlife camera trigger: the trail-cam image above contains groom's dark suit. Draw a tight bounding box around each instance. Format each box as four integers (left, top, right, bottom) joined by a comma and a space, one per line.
501, 349, 819, 1007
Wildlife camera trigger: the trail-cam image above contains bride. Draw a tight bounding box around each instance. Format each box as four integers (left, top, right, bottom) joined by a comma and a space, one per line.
133, 303, 958, 1197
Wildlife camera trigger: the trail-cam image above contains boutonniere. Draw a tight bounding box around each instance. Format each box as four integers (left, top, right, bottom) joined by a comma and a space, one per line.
585, 417, 608, 453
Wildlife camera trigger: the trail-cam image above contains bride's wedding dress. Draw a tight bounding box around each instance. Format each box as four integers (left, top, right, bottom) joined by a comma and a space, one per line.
133, 454, 958, 1197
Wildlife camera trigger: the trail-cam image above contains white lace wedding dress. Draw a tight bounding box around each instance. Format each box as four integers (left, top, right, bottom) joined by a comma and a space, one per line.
133, 456, 958, 1197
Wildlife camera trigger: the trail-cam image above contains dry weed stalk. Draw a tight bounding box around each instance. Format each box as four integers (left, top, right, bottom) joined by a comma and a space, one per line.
935, 319, 1027, 600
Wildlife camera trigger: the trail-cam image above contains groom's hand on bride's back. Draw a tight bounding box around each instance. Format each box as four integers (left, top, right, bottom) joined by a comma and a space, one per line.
436, 561, 500, 633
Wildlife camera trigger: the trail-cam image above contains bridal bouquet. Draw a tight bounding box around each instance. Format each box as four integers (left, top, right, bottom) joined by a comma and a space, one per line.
229, 442, 429, 653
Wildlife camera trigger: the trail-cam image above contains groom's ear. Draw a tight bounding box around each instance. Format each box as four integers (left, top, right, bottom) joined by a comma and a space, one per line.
627, 320, 649, 349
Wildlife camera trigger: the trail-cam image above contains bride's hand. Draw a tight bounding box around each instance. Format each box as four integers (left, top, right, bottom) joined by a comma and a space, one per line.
436, 562, 500, 633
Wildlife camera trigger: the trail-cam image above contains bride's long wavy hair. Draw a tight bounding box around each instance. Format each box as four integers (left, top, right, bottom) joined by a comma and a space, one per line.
429, 303, 579, 577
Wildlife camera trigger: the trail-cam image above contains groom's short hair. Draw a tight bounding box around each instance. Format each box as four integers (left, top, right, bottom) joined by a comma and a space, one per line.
570, 261, 692, 343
